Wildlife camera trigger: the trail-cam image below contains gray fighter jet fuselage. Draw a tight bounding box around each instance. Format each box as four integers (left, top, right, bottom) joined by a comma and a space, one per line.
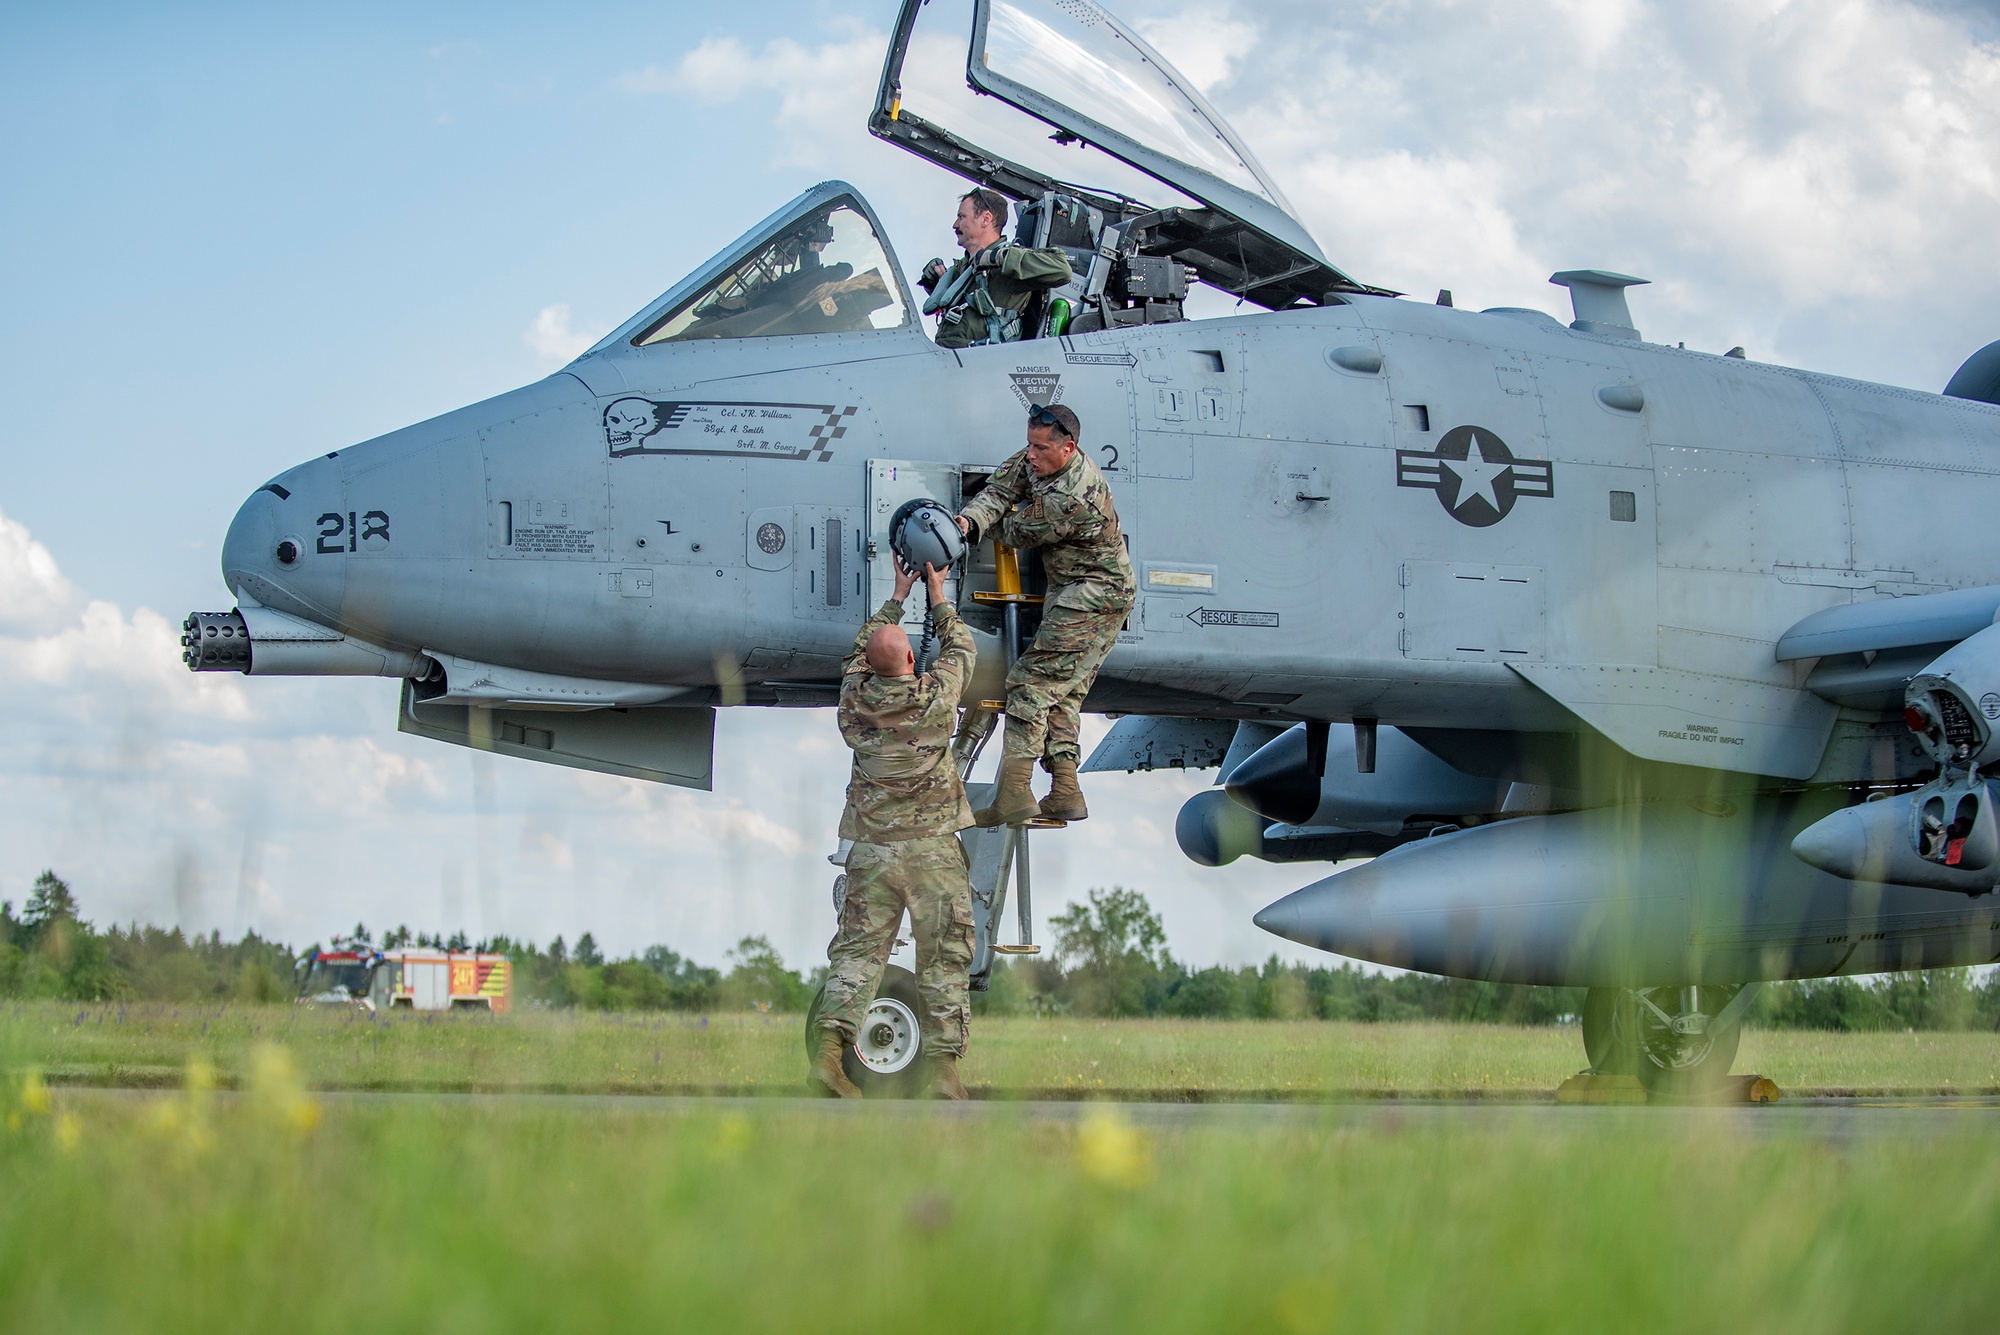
220, 266, 2000, 744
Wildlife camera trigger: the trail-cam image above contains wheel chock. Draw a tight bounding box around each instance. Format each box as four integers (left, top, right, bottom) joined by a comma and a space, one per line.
1556, 1072, 1647, 1104
1722, 1074, 1782, 1104
1648, 1074, 1785, 1106
1557, 1072, 1782, 1105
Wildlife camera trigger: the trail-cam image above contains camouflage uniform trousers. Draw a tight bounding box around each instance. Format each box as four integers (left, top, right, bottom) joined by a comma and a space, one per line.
819, 834, 976, 1057
1001, 599, 1128, 764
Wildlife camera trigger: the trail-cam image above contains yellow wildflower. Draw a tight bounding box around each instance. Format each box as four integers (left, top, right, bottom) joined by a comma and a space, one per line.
248, 1044, 321, 1137
1075, 1107, 1154, 1189
21, 1069, 51, 1115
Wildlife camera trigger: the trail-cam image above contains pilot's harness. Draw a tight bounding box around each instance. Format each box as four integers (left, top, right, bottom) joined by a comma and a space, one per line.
923, 245, 1023, 346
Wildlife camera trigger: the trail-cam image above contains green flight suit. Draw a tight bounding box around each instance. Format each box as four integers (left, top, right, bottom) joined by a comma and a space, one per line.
926, 243, 1073, 348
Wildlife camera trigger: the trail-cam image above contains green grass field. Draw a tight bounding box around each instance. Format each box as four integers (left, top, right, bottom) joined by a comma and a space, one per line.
7, 1001, 2000, 1095
4, 1078, 1997, 1332
7, 1004, 1999, 1330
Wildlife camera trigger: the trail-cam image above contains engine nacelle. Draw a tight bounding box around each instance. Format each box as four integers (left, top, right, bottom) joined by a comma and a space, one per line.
1904, 621, 2000, 767
1222, 722, 1505, 832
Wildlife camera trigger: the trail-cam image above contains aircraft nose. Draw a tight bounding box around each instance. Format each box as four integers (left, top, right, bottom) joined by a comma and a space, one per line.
219, 458, 344, 621
220, 485, 283, 598
1224, 726, 1321, 825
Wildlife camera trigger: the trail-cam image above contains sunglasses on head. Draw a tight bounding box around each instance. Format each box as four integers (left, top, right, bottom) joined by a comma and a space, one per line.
1027, 405, 1073, 439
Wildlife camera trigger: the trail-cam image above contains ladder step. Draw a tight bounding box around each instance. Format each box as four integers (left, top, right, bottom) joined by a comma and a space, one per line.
1025, 817, 1069, 829
991, 944, 1042, 955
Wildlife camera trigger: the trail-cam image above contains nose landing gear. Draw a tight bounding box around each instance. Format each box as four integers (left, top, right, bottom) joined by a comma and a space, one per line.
804, 964, 930, 1099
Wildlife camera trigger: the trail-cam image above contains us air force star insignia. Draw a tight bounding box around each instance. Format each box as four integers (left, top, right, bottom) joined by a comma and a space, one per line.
1396, 425, 1554, 527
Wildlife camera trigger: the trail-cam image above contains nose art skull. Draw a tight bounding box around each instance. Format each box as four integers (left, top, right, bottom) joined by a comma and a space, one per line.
603, 398, 662, 450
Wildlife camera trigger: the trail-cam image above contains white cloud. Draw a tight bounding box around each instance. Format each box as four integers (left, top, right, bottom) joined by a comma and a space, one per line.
615, 22, 885, 168
523, 303, 608, 368
0, 509, 78, 634
1130, 10, 1258, 93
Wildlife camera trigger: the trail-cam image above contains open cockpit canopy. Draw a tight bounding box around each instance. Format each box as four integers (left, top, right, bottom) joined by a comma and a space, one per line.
871, 0, 1388, 311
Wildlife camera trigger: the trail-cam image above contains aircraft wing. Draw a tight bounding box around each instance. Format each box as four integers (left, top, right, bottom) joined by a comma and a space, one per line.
1508, 664, 1839, 781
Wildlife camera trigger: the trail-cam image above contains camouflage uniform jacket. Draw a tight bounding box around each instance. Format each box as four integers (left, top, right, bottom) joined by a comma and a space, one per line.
960, 447, 1138, 614
926, 244, 1073, 349
837, 598, 977, 842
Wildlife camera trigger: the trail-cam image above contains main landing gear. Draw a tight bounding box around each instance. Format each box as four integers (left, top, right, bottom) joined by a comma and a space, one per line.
1582, 983, 1763, 1095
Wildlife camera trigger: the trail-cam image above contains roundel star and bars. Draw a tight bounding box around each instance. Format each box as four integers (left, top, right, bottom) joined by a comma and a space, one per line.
1396, 426, 1555, 527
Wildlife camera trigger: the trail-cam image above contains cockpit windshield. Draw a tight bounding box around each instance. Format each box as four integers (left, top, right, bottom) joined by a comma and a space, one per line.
636, 199, 907, 345
980, 0, 1292, 214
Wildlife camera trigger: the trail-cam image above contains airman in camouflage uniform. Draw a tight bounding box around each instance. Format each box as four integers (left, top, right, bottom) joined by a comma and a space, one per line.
919, 188, 1073, 349
811, 559, 978, 1101
957, 403, 1137, 826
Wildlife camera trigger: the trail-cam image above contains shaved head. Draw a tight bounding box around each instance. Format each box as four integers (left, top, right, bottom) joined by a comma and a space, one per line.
866, 624, 916, 677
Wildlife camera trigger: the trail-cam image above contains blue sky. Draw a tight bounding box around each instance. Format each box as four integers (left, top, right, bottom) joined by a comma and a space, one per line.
2, 0, 1997, 969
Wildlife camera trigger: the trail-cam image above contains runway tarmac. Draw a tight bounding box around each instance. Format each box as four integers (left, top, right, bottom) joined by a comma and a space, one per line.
59, 1085, 2000, 1137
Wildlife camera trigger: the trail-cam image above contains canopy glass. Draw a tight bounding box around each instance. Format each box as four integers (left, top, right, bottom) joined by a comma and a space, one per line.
636, 198, 907, 345
979, 0, 1292, 213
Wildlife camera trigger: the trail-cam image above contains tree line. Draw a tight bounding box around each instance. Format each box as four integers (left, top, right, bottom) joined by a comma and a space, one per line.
5, 872, 1998, 1030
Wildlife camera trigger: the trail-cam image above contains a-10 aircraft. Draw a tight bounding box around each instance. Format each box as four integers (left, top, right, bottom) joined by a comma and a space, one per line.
184, 0, 2000, 1093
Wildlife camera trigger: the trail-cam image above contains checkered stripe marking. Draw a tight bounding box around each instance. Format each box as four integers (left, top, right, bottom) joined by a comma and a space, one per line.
809, 406, 859, 461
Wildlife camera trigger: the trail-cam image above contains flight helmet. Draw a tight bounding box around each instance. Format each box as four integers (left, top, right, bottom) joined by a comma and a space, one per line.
888, 498, 965, 573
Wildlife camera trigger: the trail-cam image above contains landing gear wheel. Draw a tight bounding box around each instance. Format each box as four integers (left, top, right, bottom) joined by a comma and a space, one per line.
1630, 985, 1742, 1097
803, 964, 929, 1099
1585, 986, 1744, 1093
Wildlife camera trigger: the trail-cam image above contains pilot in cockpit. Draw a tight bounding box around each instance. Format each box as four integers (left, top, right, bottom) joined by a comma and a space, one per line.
918, 189, 1072, 348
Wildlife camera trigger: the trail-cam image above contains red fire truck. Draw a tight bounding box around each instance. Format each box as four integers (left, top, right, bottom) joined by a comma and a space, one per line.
296, 944, 511, 1013
383, 948, 512, 1014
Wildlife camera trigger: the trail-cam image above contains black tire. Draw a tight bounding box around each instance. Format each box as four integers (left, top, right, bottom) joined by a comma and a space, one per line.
803, 964, 929, 1099
1582, 987, 1638, 1075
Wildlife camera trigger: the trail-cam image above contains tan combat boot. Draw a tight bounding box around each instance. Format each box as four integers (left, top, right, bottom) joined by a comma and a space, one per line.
973, 756, 1042, 828
929, 1052, 970, 1101
1039, 757, 1088, 822
809, 1028, 863, 1099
